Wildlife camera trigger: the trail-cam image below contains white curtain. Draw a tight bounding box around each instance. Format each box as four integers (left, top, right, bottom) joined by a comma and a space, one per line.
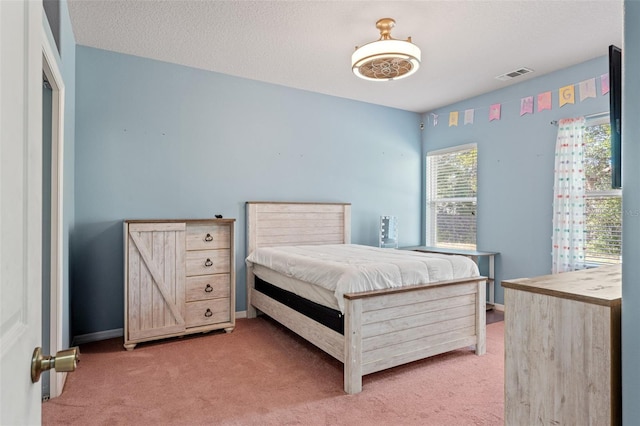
551, 117, 587, 273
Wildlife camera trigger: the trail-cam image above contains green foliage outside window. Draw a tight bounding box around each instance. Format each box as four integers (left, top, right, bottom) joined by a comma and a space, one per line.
435, 150, 477, 199
584, 122, 612, 191
584, 121, 622, 264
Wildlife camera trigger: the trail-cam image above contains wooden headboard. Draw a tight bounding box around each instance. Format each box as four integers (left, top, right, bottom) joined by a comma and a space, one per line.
245, 202, 351, 317
245, 202, 351, 255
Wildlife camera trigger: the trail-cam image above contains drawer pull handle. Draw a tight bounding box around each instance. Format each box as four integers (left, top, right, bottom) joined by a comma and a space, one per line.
204, 259, 213, 267
204, 233, 213, 242
204, 309, 213, 318
205, 284, 213, 293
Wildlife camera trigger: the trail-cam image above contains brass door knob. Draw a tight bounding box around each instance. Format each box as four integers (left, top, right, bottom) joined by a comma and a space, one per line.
31, 346, 80, 383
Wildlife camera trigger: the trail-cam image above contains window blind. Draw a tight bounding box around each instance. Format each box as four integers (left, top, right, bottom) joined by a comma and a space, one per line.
585, 196, 622, 264
584, 117, 622, 265
426, 145, 477, 249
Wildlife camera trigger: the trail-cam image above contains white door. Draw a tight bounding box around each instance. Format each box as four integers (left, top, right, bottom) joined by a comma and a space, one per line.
0, 1, 43, 424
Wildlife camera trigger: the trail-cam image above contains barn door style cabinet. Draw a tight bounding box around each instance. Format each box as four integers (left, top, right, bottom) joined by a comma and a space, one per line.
124, 218, 235, 350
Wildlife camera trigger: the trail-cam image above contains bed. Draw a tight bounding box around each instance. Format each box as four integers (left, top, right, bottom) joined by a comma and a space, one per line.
245, 201, 486, 394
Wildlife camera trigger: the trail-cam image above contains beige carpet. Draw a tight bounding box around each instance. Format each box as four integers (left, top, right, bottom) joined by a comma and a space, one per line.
43, 317, 504, 425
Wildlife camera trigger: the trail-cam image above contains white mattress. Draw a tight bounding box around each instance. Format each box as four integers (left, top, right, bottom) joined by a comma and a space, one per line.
246, 244, 480, 313
251, 264, 341, 311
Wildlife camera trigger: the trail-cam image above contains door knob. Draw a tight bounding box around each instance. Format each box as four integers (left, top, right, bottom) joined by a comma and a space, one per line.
31, 346, 80, 383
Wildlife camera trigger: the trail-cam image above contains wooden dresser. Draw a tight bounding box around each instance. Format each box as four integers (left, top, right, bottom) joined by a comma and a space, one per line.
123, 218, 235, 350
503, 265, 621, 426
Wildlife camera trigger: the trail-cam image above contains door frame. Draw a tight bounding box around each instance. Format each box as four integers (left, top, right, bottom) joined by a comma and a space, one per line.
42, 17, 66, 400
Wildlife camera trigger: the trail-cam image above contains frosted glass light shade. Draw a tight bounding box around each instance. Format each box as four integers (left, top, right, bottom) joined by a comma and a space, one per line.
352, 39, 421, 81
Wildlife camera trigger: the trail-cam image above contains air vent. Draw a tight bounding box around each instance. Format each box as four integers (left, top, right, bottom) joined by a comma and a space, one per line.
495, 67, 534, 81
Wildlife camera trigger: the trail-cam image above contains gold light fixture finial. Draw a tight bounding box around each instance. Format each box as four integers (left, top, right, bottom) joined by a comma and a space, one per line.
351, 18, 421, 81
376, 18, 395, 40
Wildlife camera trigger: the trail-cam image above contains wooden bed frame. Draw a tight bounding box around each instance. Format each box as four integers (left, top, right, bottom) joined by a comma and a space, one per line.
245, 201, 486, 394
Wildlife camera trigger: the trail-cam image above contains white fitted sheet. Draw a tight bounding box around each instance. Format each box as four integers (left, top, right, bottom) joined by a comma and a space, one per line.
246, 244, 480, 313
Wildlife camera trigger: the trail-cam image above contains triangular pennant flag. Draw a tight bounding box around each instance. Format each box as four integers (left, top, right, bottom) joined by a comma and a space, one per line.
489, 104, 501, 121
579, 78, 596, 101
520, 96, 534, 116
559, 84, 575, 107
449, 111, 459, 127
538, 91, 552, 112
601, 73, 610, 95
464, 109, 474, 125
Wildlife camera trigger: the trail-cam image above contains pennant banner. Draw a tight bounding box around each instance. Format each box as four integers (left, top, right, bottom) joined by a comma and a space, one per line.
579, 78, 596, 102
538, 91, 552, 112
432, 72, 607, 131
489, 103, 501, 121
464, 109, 474, 125
520, 96, 534, 116
559, 84, 575, 107
449, 111, 459, 127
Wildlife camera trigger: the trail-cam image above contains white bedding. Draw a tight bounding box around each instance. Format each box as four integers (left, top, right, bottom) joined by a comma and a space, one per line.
252, 264, 340, 311
246, 244, 480, 313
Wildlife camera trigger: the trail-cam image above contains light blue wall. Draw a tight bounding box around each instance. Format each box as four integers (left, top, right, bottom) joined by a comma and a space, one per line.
422, 57, 610, 305
622, 1, 640, 421
73, 46, 422, 336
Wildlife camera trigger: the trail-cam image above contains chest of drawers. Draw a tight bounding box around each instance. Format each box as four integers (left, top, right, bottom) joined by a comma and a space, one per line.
124, 218, 235, 350
503, 265, 621, 425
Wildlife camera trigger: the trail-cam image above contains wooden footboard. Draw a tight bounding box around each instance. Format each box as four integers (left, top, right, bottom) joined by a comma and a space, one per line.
343, 277, 486, 393
249, 275, 486, 394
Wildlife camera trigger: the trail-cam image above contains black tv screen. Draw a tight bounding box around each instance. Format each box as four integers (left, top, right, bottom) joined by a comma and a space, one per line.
609, 45, 622, 189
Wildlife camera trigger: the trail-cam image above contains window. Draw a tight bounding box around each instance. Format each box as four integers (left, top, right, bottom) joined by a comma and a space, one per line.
426, 144, 477, 250
584, 115, 622, 264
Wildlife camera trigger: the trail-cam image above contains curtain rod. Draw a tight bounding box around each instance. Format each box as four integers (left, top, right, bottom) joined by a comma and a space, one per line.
550, 111, 608, 126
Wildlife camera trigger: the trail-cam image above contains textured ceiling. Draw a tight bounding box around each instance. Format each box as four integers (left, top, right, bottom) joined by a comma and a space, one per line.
67, 0, 623, 113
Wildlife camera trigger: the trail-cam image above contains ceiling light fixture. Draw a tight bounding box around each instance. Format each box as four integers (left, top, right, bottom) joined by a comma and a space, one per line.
351, 18, 421, 81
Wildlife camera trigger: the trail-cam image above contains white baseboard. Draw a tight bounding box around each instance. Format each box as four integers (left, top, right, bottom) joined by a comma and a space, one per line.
492, 303, 505, 312
72, 311, 249, 345
72, 328, 123, 346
